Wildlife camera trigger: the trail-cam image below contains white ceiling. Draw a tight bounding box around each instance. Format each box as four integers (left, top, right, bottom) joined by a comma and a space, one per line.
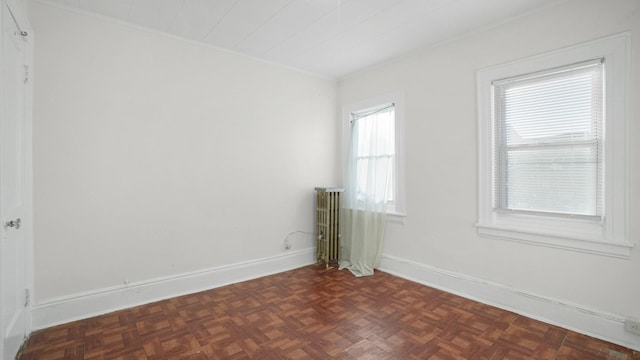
40, 0, 563, 78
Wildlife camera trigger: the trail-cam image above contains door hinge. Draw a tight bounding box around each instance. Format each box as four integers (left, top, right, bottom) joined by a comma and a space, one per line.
23, 65, 29, 84
24, 289, 30, 307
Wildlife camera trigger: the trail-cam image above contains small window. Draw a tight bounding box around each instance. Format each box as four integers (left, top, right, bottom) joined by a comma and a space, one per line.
476, 33, 631, 257
351, 104, 396, 205
343, 93, 405, 221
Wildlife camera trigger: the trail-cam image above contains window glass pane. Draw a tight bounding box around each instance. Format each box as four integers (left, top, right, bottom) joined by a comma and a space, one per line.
504, 146, 598, 215
355, 157, 394, 203
355, 107, 395, 157
494, 60, 603, 217
352, 105, 396, 204
503, 71, 599, 145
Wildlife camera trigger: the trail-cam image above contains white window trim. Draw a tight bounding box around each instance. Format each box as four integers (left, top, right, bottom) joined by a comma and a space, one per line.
342, 92, 406, 224
476, 33, 631, 258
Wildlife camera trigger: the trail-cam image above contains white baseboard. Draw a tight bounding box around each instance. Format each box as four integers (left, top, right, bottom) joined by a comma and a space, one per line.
29, 250, 640, 351
32, 248, 316, 330
379, 254, 640, 351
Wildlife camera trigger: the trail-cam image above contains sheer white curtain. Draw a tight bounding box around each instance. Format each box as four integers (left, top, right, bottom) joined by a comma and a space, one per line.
340, 105, 394, 277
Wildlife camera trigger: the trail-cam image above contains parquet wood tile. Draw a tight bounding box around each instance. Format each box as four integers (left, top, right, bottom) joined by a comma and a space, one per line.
18, 265, 640, 359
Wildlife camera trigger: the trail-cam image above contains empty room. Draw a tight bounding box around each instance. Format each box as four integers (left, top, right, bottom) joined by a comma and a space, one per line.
0, 0, 639, 359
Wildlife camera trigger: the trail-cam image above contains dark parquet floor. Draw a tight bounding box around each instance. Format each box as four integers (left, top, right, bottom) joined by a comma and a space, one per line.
19, 265, 639, 359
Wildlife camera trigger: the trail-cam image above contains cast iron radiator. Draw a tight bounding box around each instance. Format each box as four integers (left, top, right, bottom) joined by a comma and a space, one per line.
314, 187, 344, 268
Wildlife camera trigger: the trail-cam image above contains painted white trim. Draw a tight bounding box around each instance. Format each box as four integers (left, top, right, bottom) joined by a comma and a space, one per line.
379, 254, 640, 351
32, 248, 316, 330
386, 212, 406, 224
477, 225, 631, 258
19, 2, 34, 339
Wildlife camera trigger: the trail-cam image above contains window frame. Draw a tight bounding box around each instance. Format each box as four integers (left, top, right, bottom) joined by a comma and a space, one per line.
351, 104, 396, 206
476, 33, 631, 258
493, 58, 604, 219
342, 93, 405, 223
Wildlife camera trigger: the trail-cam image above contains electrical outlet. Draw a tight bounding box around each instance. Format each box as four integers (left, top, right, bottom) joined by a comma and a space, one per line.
625, 319, 640, 335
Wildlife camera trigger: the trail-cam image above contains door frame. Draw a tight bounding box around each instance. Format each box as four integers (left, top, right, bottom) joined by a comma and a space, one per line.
0, 0, 33, 357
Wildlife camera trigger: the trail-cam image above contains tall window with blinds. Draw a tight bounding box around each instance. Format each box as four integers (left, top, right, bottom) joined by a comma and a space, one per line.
492, 59, 603, 219
476, 33, 630, 257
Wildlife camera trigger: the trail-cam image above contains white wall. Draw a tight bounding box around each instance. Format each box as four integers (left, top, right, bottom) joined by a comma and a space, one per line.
30, 2, 337, 304
340, 0, 639, 348
27, 0, 640, 349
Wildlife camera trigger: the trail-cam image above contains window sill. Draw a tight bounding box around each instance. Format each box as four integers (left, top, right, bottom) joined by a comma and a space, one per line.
476, 224, 633, 259
342, 207, 405, 224
386, 212, 406, 224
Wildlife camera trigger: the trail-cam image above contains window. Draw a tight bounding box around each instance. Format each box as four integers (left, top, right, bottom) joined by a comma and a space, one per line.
343, 93, 405, 221
476, 33, 630, 257
494, 59, 603, 219
351, 104, 396, 204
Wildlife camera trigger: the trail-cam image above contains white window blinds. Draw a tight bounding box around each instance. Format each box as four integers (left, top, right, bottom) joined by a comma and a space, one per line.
493, 59, 603, 218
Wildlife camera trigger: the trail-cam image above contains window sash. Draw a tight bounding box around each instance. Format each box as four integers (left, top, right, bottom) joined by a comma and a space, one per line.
355, 155, 395, 203
351, 105, 396, 205
493, 59, 603, 219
